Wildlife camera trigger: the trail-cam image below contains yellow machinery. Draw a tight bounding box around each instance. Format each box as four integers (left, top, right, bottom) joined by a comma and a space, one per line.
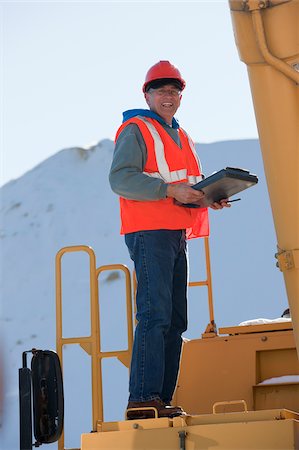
26, 1, 299, 449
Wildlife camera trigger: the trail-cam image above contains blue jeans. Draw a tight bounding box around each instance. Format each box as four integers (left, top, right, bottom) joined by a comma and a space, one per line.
125, 229, 188, 403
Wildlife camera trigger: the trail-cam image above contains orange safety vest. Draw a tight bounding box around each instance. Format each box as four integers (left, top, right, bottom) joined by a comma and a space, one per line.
115, 116, 209, 238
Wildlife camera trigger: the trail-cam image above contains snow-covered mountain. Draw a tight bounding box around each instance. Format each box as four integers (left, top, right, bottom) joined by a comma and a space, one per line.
1, 138, 287, 449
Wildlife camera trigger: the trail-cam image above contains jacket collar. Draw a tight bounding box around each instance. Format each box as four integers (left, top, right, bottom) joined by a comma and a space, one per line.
122, 109, 180, 129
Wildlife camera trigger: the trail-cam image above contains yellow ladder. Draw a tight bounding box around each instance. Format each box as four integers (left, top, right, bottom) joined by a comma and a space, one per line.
55, 237, 214, 449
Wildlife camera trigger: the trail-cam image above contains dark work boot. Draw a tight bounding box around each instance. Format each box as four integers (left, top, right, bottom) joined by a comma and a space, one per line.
126, 398, 185, 420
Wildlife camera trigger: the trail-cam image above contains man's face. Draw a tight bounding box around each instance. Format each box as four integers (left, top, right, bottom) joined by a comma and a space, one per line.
145, 84, 182, 124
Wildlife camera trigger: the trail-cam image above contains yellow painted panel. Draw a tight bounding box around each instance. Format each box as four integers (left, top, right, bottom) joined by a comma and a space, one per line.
175, 330, 297, 415
82, 416, 299, 450
254, 383, 299, 411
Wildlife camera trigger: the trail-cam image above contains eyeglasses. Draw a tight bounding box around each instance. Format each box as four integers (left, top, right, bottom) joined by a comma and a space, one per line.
149, 88, 181, 97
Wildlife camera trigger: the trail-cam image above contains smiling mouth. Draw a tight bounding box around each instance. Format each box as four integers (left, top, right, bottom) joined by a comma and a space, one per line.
162, 102, 173, 107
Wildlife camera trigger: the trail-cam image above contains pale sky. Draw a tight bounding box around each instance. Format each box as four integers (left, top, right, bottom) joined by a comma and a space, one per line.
1, 1, 258, 186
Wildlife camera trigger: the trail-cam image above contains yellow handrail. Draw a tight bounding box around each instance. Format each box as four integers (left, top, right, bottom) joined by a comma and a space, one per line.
56, 246, 133, 450
189, 238, 215, 329
213, 399, 248, 414
96, 264, 133, 369
132, 237, 215, 334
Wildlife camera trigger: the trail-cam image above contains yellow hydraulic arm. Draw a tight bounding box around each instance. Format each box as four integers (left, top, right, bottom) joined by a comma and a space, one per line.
229, 0, 299, 357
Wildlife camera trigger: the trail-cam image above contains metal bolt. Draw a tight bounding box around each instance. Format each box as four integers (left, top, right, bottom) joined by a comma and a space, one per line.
261, 336, 267, 342
242, 0, 249, 11
292, 63, 299, 72
179, 431, 187, 450
133, 423, 139, 429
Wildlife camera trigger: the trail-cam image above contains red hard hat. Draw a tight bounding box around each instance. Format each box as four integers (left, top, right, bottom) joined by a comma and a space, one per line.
142, 60, 186, 93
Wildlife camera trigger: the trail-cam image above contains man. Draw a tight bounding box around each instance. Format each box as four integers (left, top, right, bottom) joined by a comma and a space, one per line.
109, 61, 229, 420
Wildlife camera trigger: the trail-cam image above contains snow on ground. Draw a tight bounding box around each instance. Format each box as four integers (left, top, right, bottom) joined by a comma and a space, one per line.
258, 375, 299, 385
239, 318, 292, 326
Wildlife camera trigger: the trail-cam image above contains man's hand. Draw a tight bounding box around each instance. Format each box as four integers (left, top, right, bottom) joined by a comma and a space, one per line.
167, 183, 205, 204
209, 199, 231, 210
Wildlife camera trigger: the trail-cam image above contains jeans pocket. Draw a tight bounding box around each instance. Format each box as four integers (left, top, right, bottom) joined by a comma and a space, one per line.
125, 232, 139, 261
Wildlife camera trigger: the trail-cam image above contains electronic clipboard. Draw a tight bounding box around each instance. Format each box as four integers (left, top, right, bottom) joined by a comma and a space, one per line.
182, 167, 258, 208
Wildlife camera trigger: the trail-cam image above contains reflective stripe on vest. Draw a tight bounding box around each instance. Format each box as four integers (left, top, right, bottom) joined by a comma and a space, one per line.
183, 129, 203, 176
136, 116, 203, 185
